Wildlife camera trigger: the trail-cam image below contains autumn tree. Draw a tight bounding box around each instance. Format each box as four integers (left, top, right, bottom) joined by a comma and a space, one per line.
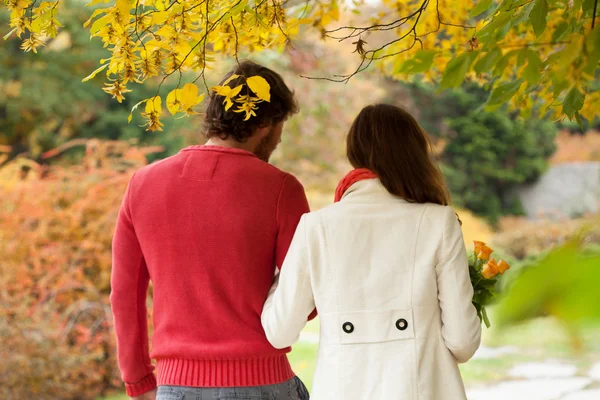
2, 0, 598, 130
0, 3, 195, 161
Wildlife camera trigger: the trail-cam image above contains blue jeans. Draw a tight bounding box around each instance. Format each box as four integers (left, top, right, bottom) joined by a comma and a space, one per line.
156, 376, 310, 400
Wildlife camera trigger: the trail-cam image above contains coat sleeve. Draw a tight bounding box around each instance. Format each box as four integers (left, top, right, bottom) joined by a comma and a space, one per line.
435, 207, 482, 363
110, 174, 156, 396
262, 215, 316, 349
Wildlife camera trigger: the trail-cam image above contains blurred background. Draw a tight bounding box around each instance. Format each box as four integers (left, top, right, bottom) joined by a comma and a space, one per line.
1, 2, 599, 400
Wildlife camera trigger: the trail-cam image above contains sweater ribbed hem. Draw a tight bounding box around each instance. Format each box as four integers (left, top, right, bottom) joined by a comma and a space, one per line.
156, 355, 294, 387
125, 373, 157, 397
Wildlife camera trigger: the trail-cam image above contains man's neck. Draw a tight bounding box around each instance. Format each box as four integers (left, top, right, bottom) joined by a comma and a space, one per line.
205, 137, 256, 153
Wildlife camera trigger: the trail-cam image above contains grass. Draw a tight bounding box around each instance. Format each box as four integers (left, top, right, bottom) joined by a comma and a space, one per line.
100, 317, 600, 399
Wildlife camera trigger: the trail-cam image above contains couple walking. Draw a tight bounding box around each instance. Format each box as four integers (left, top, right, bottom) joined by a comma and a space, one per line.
110, 61, 481, 400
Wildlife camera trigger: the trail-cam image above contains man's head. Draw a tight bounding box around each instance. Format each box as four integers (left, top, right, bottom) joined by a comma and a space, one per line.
204, 61, 298, 162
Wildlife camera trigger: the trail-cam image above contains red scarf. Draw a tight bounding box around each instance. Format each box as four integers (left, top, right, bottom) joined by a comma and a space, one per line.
334, 168, 378, 202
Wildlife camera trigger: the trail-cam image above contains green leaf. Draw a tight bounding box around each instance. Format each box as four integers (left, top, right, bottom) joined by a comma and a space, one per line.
522, 50, 542, 84
557, 34, 583, 71
81, 64, 109, 82
495, 0, 516, 13
493, 50, 518, 77
440, 51, 478, 89
474, 48, 503, 74
562, 86, 584, 119
482, 307, 491, 328
552, 77, 570, 98
511, 1, 536, 26
574, 112, 583, 130
397, 50, 437, 74
584, 26, 600, 73
470, 0, 493, 18
486, 79, 524, 109
582, 0, 596, 12
530, 0, 548, 37
587, 25, 600, 53
551, 22, 569, 42
478, 11, 513, 42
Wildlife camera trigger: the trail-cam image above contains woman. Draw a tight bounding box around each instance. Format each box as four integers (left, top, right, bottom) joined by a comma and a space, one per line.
261, 104, 481, 400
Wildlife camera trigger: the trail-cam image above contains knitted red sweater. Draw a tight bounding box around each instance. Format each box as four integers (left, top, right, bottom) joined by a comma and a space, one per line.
110, 146, 310, 396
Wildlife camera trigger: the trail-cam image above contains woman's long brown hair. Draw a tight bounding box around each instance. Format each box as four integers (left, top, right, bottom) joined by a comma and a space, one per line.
346, 104, 450, 206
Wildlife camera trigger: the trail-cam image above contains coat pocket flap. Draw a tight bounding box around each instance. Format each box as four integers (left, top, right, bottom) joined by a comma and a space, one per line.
328, 308, 415, 345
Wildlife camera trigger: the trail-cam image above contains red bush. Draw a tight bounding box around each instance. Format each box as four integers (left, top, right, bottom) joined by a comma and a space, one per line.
0, 141, 161, 399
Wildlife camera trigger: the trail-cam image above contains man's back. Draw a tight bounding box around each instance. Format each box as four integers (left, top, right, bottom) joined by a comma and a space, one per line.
111, 145, 309, 394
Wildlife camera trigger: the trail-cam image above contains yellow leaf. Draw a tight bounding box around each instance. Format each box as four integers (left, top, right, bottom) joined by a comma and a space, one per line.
81, 63, 109, 82
230, 85, 243, 97
83, 8, 107, 28
86, 0, 111, 6
3, 27, 17, 41
155, 0, 167, 11
89, 14, 111, 36
128, 99, 147, 123
180, 83, 199, 109
116, 0, 130, 18
222, 74, 240, 86
246, 76, 271, 102
211, 84, 243, 111
166, 88, 182, 116
145, 96, 162, 114
151, 11, 170, 25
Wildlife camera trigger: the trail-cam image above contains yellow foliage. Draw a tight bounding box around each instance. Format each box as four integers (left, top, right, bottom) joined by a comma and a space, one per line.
0, 141, 163, 398
3, 0, 599, 124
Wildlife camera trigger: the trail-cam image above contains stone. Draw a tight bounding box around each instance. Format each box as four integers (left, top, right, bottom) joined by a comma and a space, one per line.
562, 389, 600, 400
516, 162, 600, 219
508, 362, 577, 379
588, 362, 600, 381
472, 345, 518, 360
467, 378, 592, 400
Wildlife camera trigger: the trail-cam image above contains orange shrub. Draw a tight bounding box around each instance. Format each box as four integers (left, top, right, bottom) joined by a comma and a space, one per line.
0, 141, 160, 399
493, 216, 600, 260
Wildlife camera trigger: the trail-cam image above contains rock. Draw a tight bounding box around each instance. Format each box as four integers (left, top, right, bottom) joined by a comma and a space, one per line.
467, 378, 592, 400
516, 162, 600, 219
562, 389, 600, 400
508, 362, 577, 379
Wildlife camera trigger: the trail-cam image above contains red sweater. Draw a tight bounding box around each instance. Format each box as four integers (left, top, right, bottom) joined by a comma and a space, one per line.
110, 145, 310, 396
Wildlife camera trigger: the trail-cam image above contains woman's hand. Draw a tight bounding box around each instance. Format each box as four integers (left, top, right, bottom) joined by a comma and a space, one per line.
131, 388, 156, 400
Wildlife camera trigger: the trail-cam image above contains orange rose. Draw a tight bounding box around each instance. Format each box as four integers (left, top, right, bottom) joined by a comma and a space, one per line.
477, 244, 494, 261
482, 259, 499, 279
473, 240, 486, 254
497, 260, 511, 275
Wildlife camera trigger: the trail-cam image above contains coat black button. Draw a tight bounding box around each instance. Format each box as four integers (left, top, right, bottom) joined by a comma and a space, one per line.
396, 318, 408, 331
342, 322, 354, 334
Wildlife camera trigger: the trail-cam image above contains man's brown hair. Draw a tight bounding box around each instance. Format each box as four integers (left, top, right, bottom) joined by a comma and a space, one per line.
204, 61, 298, 142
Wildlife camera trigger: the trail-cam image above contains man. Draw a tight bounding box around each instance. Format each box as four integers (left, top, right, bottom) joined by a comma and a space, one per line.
110, 61, 311, 400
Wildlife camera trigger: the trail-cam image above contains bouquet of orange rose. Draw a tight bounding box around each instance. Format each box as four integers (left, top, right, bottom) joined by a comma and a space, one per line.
469, 241, 511, 328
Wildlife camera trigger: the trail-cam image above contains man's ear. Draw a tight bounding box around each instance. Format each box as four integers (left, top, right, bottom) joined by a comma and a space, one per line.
254, 124, 272, 140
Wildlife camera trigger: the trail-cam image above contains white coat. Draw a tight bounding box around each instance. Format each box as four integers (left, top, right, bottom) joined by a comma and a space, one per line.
262, 179, 481, 400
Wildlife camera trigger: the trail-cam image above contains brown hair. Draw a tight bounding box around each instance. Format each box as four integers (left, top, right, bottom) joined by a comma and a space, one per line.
204, 60, 299, 142
346, 104, 450, 206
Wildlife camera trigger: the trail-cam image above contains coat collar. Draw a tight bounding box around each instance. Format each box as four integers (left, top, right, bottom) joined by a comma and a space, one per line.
340, 179, 406, 203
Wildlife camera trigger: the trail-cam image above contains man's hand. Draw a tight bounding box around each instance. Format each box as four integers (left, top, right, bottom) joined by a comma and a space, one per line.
131, 388, 157, 400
